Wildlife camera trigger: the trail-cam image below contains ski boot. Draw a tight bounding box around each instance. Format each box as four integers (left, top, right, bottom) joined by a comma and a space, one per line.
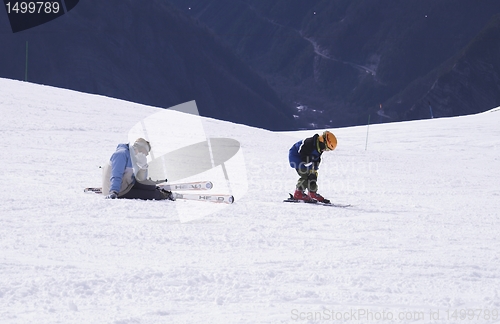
308, 191, 330, 204
160, 188, 176, 201
293, 189, 316, 203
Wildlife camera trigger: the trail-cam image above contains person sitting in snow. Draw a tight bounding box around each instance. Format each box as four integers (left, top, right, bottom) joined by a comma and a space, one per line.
102, 138, 174, 200
288, 131, 337, 203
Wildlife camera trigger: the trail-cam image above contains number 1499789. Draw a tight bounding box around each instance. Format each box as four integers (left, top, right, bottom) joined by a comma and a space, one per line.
5, 1, 60, 14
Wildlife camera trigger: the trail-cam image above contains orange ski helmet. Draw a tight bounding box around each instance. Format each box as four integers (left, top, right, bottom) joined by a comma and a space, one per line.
319, 131, 337, 151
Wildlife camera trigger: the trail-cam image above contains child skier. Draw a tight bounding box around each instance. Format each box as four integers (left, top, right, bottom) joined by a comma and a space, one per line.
288, 131, 337, 203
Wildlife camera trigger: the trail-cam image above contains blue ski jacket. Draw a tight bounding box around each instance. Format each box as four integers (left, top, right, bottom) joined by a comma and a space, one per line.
102, 142, 155, 196
109, 144, 133, 193
102, 143, 136, 195
288, 134, 322, 171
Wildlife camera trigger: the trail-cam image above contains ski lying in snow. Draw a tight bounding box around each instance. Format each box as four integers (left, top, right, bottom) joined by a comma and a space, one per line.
84, 181, 213, 195
283, 194, 351, 208
84, 187, 103, 194
158, 181, 213, 191
172, 192, 234, 204
84, 182, 234, 204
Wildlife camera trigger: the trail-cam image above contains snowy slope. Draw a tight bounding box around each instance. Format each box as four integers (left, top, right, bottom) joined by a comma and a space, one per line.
1, 77, 500, 323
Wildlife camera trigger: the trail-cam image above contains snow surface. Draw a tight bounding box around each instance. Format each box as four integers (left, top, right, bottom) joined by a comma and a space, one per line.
1, 77, 500, 323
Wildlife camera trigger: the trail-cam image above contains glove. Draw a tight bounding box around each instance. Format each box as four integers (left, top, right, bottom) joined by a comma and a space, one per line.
135, 152, 148, 170
105, 191, 118, 199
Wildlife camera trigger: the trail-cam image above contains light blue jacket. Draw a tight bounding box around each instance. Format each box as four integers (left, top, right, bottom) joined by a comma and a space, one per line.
102, 143, 153, 196
109, 144, 134, 193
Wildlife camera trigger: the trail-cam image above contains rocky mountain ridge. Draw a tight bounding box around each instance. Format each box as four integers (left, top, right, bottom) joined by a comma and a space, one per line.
170, 0, 500, 126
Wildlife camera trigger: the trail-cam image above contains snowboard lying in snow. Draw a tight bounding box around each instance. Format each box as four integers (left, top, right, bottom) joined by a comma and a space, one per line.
283, 193, 351, 208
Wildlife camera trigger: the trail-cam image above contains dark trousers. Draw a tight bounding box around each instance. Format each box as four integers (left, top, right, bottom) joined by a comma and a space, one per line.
120, 182, 167, 200
295, 168, 318, 192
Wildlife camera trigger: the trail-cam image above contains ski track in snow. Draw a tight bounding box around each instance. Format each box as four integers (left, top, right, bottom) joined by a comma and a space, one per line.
1, 78, 500, 323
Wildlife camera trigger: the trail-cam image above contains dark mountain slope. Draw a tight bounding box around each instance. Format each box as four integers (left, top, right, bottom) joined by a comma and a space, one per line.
0, 1, 296, 130
169, 0, 500, 126
388, 14, 500, 120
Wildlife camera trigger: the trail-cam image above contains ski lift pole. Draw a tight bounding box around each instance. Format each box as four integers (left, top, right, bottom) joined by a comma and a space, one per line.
365, 114, 371, 151
25, 41, 28, 82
